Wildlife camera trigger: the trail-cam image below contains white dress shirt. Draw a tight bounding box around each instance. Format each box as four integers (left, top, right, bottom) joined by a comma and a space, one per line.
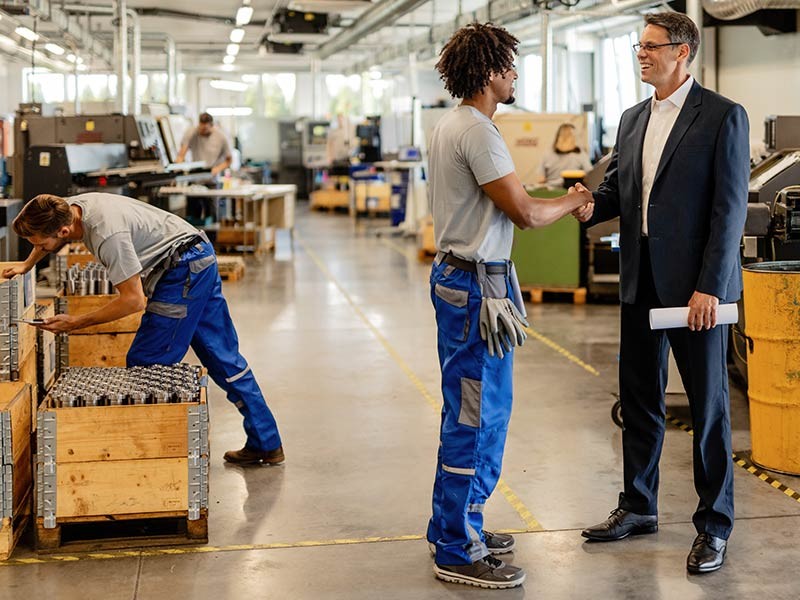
641, 75, 694, 236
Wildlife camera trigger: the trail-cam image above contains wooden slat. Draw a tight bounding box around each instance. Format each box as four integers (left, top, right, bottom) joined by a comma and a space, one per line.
8, 384, 31, 465
0, 491, 32, 560
59, 295, 143, 335
53, 404, 190, 462
56, 457, 188, 517
67, 333, 137, 367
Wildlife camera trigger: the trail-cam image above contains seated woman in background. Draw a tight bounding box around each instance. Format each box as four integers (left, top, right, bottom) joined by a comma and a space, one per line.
537, 123, 593, 188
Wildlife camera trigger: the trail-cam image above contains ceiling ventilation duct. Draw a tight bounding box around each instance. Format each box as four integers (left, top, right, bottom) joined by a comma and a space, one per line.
702, 0, 800, 19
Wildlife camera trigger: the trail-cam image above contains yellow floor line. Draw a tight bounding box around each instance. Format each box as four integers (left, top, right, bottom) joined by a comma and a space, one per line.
523, 326, 600, 377
297, 234, 542, 531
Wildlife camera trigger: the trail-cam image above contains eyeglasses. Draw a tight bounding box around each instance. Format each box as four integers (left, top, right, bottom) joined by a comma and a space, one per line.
632, 42, 682, 53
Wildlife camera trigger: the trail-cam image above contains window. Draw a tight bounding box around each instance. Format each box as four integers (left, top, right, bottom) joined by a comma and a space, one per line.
325, 74, 361, 117
522, 53, 543, 112
601, 32, 639, 137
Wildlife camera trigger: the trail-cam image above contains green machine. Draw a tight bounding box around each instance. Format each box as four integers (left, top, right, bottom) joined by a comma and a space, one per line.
510, 188, 581, 288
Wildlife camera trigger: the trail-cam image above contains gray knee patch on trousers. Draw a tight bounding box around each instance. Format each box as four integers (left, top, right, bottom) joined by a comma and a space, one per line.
458, 378, 482, 427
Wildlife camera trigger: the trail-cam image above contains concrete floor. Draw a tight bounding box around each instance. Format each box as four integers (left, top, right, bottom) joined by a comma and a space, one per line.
2, 207, 800, 599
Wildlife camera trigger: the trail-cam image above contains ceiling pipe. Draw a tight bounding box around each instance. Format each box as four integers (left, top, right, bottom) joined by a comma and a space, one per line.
114, 0, 129, 115
26, 0, 113, 65
317, 0, 430, 60
702, 0, 800, 19
130, 9, 142, 115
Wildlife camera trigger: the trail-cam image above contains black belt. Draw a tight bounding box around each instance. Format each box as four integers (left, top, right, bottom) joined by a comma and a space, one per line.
436, 252, 508, 274
174, 234, 206, 257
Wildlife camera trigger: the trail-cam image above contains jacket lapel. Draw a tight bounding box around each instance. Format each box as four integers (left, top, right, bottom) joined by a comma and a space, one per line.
653, 80, 703, 186
632, 103, 650, 197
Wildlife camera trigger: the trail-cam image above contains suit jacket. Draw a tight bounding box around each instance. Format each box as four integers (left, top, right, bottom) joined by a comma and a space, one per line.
590, 81, 750, 306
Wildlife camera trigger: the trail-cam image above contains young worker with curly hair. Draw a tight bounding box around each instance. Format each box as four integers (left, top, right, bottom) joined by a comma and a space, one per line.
426, 22, 593, 589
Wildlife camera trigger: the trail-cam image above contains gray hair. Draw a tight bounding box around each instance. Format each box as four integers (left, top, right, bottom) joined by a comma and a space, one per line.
644, 12, 700, 64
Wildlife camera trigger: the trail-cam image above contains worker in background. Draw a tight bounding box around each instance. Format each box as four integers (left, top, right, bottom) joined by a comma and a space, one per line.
4, 193, 285, 467
536, 123, 593, 188
427, 22, 593, 590
176, 112, 233, 177
578, 12, 748, 575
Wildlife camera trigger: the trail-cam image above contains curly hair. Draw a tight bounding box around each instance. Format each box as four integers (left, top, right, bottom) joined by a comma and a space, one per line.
436, 23, 519, 100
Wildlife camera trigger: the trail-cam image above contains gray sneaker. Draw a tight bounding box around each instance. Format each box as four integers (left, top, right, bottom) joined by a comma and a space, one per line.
434, 555, 526, 589
428, 530, 515, 556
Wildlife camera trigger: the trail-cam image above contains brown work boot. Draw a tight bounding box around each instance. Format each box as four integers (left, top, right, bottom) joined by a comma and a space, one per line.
223, 446, 285, 465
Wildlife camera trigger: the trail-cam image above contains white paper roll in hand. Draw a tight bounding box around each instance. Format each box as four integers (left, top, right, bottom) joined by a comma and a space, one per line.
649, 304, 739, 330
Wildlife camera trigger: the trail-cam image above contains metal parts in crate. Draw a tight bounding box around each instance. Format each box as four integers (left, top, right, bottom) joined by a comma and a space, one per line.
61, 262, 113, 296
45, 364, 205, 408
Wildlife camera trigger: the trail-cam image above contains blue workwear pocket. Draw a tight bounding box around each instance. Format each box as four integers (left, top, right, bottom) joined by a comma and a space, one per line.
434, 283, 470, 342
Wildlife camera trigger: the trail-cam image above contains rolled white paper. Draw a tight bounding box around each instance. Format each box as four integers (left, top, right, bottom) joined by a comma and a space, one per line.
649, 303, 739, 330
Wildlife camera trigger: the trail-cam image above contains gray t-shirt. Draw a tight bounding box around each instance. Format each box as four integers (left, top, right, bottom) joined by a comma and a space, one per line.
68, 193, 199, 285
537, 149, 592, 188
428, 106, 516, 262
180, 126, 231, 168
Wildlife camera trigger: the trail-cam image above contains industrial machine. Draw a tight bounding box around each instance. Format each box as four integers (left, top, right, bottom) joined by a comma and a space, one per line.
732, 116, 800, 383
12, 106, 209, 203
303, 120, 330, 168
277, 119, 307, 198
356, 117, 382, 163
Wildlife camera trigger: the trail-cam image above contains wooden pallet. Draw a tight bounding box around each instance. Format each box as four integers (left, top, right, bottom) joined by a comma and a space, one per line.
522, 286, 587, 305
34, 509, 208, 553
217, 256, 246, 282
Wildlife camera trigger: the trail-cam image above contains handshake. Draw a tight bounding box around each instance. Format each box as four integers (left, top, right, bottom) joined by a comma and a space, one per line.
568, 182, 594, 223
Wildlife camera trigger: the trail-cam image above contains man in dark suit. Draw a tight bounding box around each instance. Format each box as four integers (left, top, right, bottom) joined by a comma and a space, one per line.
578, 12, 749, 574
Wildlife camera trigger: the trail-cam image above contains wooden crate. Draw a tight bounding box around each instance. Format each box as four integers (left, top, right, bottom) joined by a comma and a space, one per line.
36, 302, 57, 401
217, 256, 246, 282
522, 286, 587, 305
56, 294, 143, 369
0, 262, 38, 382
417, 217, 436, 261
310, 189, 350, 211
0, 382, 33, 560
58, 333, 137, 369
354, 182, 391, 213
35, 373, 209, 552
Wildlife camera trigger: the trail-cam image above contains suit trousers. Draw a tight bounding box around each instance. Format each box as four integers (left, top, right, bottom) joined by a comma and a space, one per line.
618, 238, 734, 540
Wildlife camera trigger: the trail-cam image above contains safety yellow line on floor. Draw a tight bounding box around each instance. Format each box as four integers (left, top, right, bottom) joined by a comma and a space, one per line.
665, 413, 800, 505
377, 236, 601, 378
1, 528, 539, 567
297, 233, 542, 532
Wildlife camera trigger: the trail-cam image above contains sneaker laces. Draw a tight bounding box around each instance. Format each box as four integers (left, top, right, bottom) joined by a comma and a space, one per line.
482, 555, 504, 569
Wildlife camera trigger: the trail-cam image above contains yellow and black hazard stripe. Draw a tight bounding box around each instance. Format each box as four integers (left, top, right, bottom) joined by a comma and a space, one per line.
666, 412, 800, 505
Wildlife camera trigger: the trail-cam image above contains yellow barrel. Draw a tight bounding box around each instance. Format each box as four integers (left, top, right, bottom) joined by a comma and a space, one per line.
743, 261, 800, 474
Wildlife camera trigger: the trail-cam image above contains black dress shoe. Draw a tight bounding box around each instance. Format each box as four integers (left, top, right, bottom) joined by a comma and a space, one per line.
581, 508, 658, 541
687, 533, 727, 574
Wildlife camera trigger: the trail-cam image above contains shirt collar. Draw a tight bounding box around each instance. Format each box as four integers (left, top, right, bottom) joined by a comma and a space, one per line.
651, 75, 694, 110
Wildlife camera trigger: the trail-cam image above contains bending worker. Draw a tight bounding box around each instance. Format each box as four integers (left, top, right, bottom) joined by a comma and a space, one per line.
176, 112, 233, 176
427, 22, 593, 590
4, 192, 284, 466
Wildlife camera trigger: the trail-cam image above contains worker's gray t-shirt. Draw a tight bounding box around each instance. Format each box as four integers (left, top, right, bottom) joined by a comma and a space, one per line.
180, 126, 231, 168
428, 106, 516, 262
68, 193, 199, 285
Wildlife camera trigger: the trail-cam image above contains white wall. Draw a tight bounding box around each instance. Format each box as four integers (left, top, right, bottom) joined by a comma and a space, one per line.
717, 26, 800, 132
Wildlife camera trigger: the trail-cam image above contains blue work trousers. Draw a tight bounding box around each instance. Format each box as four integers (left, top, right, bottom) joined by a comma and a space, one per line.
427, 259, 514, 566
127, 241, 282, 452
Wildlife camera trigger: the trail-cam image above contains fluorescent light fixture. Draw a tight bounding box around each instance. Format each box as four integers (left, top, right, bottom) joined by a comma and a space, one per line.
288, 0, 370, 11
226, 43, 240, 56
267, 31, 328, 44
210, 79, 248, 92
235, 6, 254, 26
221, 64, 235, 72
223, 54, 236, 64
66, 53, 77, 63
15, 26, 39, 42
241, 74, 260, 83
76, 56, 84, 64
230, 28, 245, 43
368, 69, 382, 80
45, 43, 65, 55
207, 106, 253, 117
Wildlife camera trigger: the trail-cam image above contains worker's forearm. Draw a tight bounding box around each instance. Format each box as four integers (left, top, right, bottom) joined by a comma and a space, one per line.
71, 294, 145, 330
526, 193, 587, 228
23, 248, 49, 270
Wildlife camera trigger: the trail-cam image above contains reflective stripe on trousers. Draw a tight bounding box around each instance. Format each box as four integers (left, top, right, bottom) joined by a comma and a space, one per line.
127, 241, 282, 451
426, 259, 514, 566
